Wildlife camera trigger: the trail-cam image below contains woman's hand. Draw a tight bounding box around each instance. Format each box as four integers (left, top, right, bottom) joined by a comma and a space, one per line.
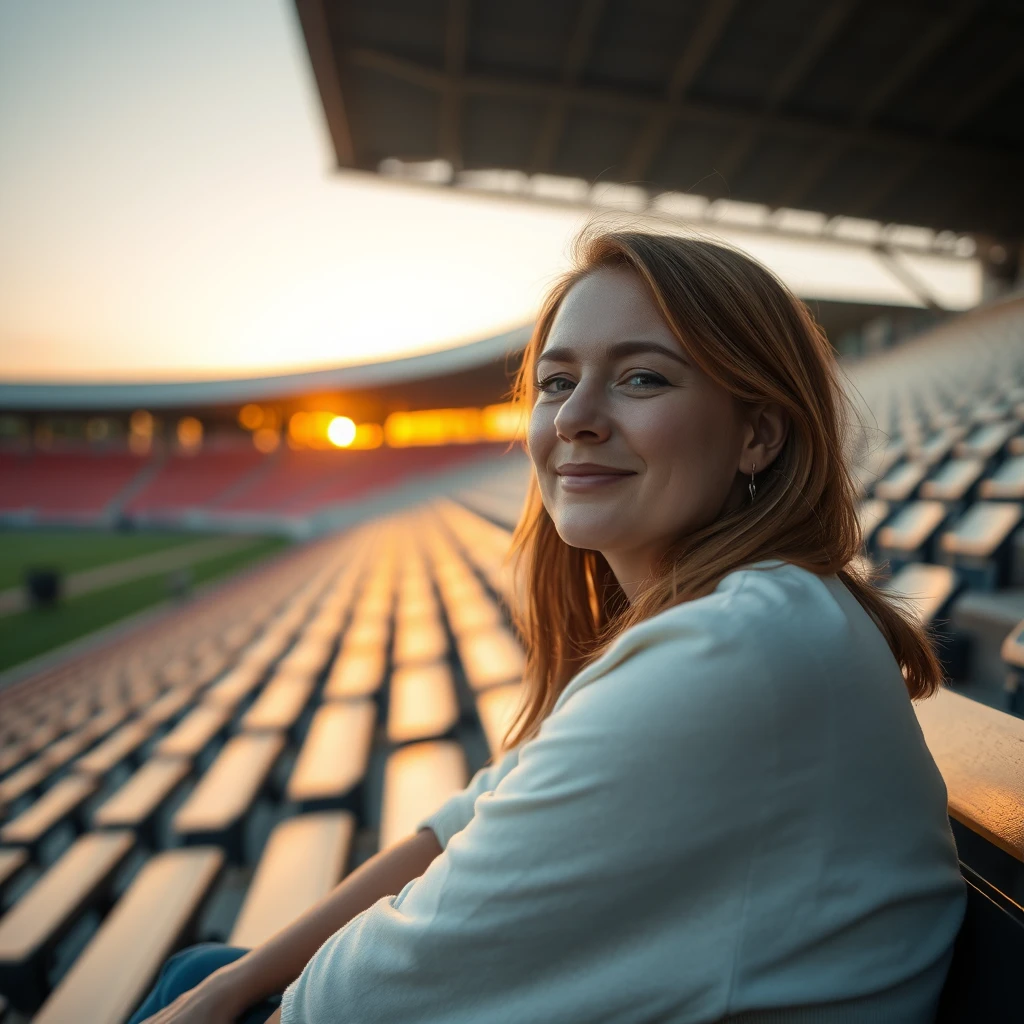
137, 965, 246, 1024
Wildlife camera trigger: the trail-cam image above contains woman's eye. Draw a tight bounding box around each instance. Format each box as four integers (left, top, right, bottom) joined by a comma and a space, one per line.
534, 375, 573, 393
623, 371, 669, 388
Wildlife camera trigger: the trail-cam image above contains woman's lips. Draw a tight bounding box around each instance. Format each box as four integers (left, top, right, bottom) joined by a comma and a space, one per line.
555, 465, 636, 492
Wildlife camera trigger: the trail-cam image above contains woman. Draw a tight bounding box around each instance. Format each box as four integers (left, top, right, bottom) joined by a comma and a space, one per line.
135, 231, 966, 1024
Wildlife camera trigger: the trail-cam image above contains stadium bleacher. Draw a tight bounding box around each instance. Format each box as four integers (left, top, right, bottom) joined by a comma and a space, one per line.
2, 292, 1024, 1020
0, 441, 513, 529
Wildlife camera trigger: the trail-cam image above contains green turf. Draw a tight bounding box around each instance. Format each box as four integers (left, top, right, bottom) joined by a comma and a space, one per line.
0, 529, 209, 591
0, 536, 289, 672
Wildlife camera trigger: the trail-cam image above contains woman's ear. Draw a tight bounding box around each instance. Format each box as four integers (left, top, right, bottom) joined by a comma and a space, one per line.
743, 402, 788, 472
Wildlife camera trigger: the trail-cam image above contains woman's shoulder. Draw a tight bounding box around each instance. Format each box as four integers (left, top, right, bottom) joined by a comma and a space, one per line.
621, 559, 837, 657
556, 560, 858, 716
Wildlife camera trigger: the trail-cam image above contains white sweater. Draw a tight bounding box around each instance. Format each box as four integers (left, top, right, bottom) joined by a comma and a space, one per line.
281, 560, 966, 1023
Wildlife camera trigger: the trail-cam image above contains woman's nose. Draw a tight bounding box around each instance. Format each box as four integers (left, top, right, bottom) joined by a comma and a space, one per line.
553, 380, 612, 444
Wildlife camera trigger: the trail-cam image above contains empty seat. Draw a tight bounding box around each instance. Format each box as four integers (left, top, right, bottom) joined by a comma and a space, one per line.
228, 812, 355, 948
203, 661, 267, 710
391, 617, 448, 666
323, 647, 386, 699
876, 500, 948, 571
138, 686, 195, 730
475, 682, 525, 757
387, 663, 460, 744
954, 421, 1020, 462
32, 847, 224, 1024
0, 775, 98, 852
276, 634, 335, 678
979, 455, 1024, 501
456, 626, 526, 691
444, 596, 503, 635
286, 700, 376, 809
883, 564, 962, 626
74, 720, 154, 778
172, 733, 285, 857
240, 675, 315, 733
939, 501, 1024, 590
154, 704, 231, 759
0, 849, 27, 902
920, 458, 986, 510
93, 758, 191, 833
874, 460, 928, 504
342, 617, 390, 652
0, 830, 135, 1011
0, 758, 52, 810
379, 741, 468, 851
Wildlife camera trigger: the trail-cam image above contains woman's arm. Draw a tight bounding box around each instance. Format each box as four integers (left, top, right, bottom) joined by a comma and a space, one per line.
140, 827, 442, 1023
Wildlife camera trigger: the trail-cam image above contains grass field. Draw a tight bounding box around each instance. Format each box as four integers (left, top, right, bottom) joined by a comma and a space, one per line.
0, 529, 290, 673
0, 529, 210, 591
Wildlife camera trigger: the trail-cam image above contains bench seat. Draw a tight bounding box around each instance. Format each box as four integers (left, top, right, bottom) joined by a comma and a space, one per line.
379, 741, 468, 851
476, 682, 525, 757
172, 733, 285, 857
323, 647, 386, 699
0, 830, 135, 1011
876, 499, 948, 567
203, 662, 267, 711
139, 686, 196, 730
32, 847, 224, 1024
93, 758, 191, 833
979, 456, 1024, 501
240, 675, 315, 733
228, 812, 355, 948
391, 617, 448, 667
875, 460, 928, 503
456, 626, 526, 691
286, 700, 376, 810
154, 704, 231, 759
276, 634, 335, 678
387, 663, 459, 744
74, 720, 154, 778
921, 458, 986, 505
0, 775, 98, 852
0, 848, 27, 901
882, 563, 962, 626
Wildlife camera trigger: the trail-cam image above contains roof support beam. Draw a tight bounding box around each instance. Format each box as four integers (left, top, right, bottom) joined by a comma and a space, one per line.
528, 0, 607, 175
772, 1, 981, 210
621, 0, 739, 183
439, 0, 470, 172
347, 47, 1022, 178
847, 43, 1024, 219
714, 0, 859, 188
295, 0, 358, 167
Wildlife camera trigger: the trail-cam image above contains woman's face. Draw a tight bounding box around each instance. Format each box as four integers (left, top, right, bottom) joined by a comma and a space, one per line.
528, 266, 752, 592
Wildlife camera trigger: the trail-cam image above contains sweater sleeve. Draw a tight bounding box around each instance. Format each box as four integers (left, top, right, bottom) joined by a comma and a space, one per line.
280, 581, 774, 1024
414, 744, 522, 849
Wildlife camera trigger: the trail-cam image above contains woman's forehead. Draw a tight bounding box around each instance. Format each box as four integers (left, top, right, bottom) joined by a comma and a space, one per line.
542, 267, 678, 356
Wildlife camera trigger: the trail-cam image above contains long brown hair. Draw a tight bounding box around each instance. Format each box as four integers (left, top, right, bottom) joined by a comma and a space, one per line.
501, 229, 943, 751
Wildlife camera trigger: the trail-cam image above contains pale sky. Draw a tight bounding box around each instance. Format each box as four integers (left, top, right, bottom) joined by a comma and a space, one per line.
0, 0, 982, 384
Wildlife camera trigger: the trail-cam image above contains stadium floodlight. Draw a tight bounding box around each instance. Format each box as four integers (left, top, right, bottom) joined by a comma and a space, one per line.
327, 416, 357, 448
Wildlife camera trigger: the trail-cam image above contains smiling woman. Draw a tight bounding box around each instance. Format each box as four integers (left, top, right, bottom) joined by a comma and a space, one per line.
131, 232, 965, 1024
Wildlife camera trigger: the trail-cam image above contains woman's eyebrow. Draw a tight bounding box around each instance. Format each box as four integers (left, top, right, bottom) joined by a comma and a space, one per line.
537, 340, 690, 366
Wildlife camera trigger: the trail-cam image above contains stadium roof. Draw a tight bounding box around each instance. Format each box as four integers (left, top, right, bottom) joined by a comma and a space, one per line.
0, 326, 530, 413
294, 0, 1024, 238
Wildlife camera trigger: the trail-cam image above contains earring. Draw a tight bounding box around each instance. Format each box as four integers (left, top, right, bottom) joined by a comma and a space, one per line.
749, 463, 756, 503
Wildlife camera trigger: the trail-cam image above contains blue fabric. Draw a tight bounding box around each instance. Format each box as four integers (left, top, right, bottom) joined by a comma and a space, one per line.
128, 943, 281, 1024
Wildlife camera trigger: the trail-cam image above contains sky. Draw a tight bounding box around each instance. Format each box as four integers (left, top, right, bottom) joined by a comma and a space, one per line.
0, 0, 982, 384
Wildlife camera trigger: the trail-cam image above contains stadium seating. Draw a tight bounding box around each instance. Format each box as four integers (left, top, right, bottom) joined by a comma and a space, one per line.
3, 295, 1024, 1020
0, 451, 149, 519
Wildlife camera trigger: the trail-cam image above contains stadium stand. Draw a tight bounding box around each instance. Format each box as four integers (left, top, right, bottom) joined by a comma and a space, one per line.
3, 292, 1024, 1020
0, 451, 149, 519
